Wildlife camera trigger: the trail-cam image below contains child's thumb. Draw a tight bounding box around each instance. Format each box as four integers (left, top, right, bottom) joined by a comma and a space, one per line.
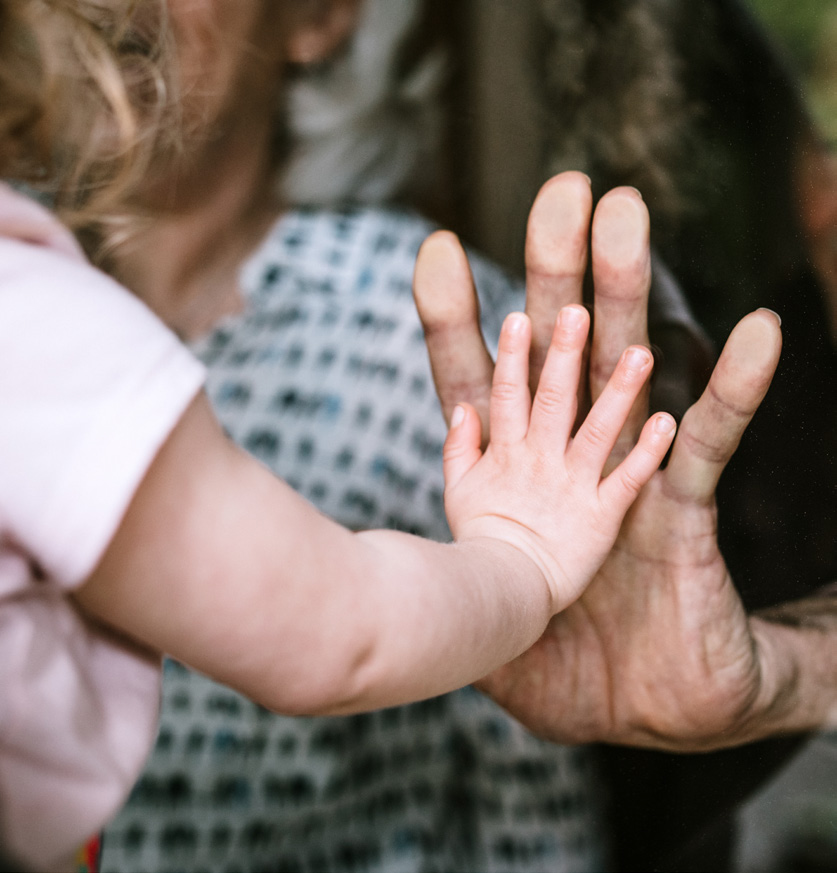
443, 404, 483, 490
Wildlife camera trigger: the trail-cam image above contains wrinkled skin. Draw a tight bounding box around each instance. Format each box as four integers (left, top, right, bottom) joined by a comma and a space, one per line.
413, 171, 834, 752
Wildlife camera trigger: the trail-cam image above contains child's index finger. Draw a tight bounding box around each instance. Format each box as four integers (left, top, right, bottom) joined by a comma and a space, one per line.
527, 304, 589, 449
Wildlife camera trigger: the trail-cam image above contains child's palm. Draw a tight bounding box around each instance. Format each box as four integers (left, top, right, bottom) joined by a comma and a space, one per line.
444, 305, 675, 613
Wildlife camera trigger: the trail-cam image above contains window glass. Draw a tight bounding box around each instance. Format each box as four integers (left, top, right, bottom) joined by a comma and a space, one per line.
749, 0, 837, 143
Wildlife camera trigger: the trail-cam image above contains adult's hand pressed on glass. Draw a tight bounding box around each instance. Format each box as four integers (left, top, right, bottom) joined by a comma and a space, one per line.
477, 309, 794, 751
415, 170, 837, 751
415, 172, 659, 464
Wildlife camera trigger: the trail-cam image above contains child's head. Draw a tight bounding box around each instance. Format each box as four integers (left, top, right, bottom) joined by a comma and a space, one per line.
0, 0, 176, 229
0, 0, 360, 236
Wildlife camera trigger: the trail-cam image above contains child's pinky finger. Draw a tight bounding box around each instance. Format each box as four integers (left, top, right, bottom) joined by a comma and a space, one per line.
443, 404, 484, 489
599, 413, 676, 510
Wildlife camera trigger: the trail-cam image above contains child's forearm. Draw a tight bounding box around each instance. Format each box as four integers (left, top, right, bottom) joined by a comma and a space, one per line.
221, 528, 553, 716
75, 393, 554, 716
327, 530, 553, 714
78, 289, 672, 716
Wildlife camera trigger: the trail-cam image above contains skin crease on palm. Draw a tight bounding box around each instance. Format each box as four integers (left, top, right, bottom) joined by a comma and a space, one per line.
411, 170, 837, 753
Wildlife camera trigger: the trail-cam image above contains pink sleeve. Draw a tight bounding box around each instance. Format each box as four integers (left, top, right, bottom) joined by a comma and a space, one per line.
0, 225, 204, 870
0, 237, 205, 587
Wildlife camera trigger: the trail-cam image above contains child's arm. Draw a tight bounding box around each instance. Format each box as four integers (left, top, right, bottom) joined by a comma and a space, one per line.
76, 305, 674, 716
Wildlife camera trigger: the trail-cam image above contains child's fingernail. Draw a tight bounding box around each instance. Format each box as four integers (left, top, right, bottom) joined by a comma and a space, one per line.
624, 346, 651, 369
558, 305, 586, 331
654, 414, 676, 435
506, 312, 527, 333
451, 405, 465, 428
627, 186, 644, 200
757, 307, 782, 326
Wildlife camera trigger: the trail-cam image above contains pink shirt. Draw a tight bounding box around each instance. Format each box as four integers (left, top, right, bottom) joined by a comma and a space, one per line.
0, 200, 204, 870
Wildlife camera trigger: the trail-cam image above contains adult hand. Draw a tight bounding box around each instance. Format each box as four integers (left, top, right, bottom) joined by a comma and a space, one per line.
414, 172, 713, 453
477, 308, 785, 751
415, 172, 655, 466
413, 172, 810, 752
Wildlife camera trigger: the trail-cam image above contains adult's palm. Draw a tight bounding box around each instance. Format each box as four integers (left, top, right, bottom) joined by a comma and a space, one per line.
414, 172, 786, 751
477, 310, 782, 751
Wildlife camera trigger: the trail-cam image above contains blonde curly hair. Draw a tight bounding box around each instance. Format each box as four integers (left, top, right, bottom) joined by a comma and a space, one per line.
0, 0, 179, 241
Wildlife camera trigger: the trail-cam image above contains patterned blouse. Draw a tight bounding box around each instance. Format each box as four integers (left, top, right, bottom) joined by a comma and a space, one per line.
101, 206, 608, 873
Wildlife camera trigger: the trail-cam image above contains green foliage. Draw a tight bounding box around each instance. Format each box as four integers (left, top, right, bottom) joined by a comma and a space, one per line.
746, 0, 837, 139
746, 0, 833, 70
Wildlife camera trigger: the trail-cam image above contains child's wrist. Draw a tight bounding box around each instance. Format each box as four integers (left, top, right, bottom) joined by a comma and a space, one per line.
454, 535, 556, 620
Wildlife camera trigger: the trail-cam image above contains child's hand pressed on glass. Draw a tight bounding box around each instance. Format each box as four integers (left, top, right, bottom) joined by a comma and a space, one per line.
444, 304, 676, 614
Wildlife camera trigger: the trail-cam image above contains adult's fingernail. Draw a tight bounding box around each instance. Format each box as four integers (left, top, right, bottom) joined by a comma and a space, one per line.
654, 414, 676, 435
757, 307, 782, 326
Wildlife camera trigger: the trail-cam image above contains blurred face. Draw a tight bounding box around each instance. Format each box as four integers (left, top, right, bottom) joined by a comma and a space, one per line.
164, 0, 288, 130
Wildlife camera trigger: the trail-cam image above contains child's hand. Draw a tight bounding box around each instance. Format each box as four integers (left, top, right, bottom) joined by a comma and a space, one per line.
444, 304, 676, 614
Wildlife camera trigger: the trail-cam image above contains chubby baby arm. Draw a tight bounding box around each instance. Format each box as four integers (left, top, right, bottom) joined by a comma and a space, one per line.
74, 394, 557, 714
75, 311, 672, 717
444, 304, 677, 613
